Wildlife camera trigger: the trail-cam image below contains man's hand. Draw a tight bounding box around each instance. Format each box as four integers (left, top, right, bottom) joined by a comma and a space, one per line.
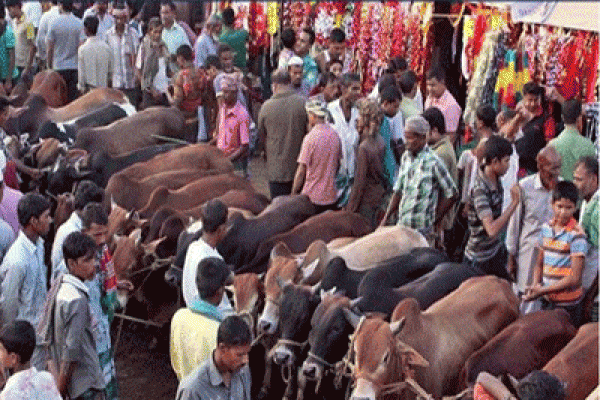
510, 183, 521, 205
507, 255, 517, 282
522, 284, 544, 301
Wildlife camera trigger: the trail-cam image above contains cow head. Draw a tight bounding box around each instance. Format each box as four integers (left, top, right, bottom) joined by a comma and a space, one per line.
108, 197, 146, 238
347, 314, 429, 400
231, 273, 264, 331
257, 242, 316, 335
272, 283, 320, 367
46, 154, 94, 196
299, 240, 333, 286
301, 292, 361, 383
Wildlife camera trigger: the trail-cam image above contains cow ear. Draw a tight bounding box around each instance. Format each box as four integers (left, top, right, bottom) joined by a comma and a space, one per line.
271, 242, 292, 259
276, 276, 291, 290
299, 258, 319, 283
396, 340, 429, 368
389, 317, 406, 336
129, 228, 142, 246
142, 236, 167, 255
343, 308, 363, 329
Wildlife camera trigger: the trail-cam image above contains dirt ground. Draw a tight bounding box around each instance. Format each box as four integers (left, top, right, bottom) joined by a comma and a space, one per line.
114, 156, 270, 399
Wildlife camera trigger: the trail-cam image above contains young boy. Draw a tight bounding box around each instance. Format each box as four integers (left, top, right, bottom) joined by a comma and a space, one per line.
523, 181, 587, 326
380, 85, 404, 185
0, 320, 61, 398
464, 135, 521, 278
50, 232, 105, 399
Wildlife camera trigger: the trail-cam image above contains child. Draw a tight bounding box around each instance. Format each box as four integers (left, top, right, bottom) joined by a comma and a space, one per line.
169, 44, 206, 118
0, 320, 61, 398
136, 17, 170, 109
523, 181, 587, 326
49, 232, 106, 399
379, 85, 404, 184
464, 135, 521, 278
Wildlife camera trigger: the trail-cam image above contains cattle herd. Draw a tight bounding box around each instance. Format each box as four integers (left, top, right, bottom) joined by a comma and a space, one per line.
6, 71, 598, 400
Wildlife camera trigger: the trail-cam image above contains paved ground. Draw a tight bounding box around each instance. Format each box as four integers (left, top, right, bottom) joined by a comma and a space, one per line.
114, 155, 270, 399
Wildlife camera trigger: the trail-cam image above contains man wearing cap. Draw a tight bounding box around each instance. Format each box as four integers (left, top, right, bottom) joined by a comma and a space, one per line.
194, 14, 221, 68
288, 55, 310, 98
214, 75, 250, 175
292, 99, 341, 213
171, 257, 234, 381
380, 115, 457, 246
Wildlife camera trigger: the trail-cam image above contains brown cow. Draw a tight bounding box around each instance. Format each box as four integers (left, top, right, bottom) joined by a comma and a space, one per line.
347, 276, 520, 400
461, 309, 576, 386
30, 70, 68, 107
231, 273, 264, 329
543, 322, 599, 400
138, 173, 254, 218
213, 190, 270, 216
73, 107, 187, 156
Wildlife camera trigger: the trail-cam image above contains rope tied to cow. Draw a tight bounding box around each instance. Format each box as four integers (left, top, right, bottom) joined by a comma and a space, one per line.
379, 377, 434, 400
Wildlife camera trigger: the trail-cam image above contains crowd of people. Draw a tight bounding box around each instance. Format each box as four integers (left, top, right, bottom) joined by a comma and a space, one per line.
0, 1, 595, 399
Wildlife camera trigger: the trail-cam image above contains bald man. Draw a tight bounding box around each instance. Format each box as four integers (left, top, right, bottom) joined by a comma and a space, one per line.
506, 145, 562, 313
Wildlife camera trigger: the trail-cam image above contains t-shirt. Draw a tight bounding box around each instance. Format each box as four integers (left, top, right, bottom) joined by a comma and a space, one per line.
548, 126, 597, 181
219, 27, 248, 70
216, 101, 250, 156
465, 169, 503, 262
425, 89, 462, 133
13, 15, 35, 68
47, 12, 83, 70
0, 367, 62, 400
297, 122, 341, 205
182, 238, 222, 307
0, 22, 16, 80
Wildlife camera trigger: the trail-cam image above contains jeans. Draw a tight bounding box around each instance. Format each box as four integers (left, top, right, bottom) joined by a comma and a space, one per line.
465, 244, 511, 280
57, 69, 78, 102
269, 181, 293, 200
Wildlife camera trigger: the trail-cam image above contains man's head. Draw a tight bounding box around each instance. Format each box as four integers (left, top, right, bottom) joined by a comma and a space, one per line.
81, 202, 109, 246
517, 370, 566, 400
339, 72, 361, 106
295, 28, 315, 57
217, 44, 234, 73
561, 98, 583, 128
63, 231, 97, 281
201, 199, 228, 239
422, 107, 446, 145
522, 82, 544, 115
281, 28, 296, 51
496, 109, 517, 131
159, 1, 176, 28
83, 15, 99, 37
215, 315, 252, 373
112, 5, 128, 30
387, 57, 408, 81
0, 320, 35, 371
205, 55, 221, 79
221, 75, 238, 107
573, 156, 599, 202
221, 7, 235, 28
17, 193, 52, 235
356, 98, 383, 139
147, 17, 162, 42
399, 70, 418, 98
287, 56, 303, 88
305, 99, 328, 128
271, 68, 292, 93
95, 0, 108, 14
205, 14, 222, 36
476, 104, 497, 132
317, 72, 340, 103
551, 181, 579, 226
404, 116, 429, 155
380, 85, 401, 118
327, 58, 343, 77
327, 28, 346, 60
58, 0, 74, 13
536, 146, 562, 190
481, 135, 513, 177
74, 180, 104, 212
426, 66, 446, 100
5, 0, 23, 20
378, 73, 397, 94
176, 44, 193, 67
196, 257, 233, 304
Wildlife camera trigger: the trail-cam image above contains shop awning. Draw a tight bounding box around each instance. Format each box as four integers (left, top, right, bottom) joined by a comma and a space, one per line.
508, 1, 600, 32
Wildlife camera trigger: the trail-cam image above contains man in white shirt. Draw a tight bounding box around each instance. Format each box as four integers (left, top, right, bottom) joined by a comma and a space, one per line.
78, 15, 112, 92
82, 0, 113, 38
159, 0, 189, 72
35, 0, 59, 69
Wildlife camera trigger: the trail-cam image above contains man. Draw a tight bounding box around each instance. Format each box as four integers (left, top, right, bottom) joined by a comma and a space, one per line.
78, 16, 112, 93
309, 72, 339, 104
288, 56, 309, 98
380, 116, 457, 245
82, 0, 113, 38
573, 156, 598, 319
549, 99, 597, 181
175, 315, 252, 400
51, 180, 104, 282
0, 193, 51, 369
422, 107, 457, 185
106, 5, 139, 105
171, 257, 234, 381
218, 7, 248, 71
292, 99, 341, 213
327, 72, 361, 207
213, 44, 245, 108
506, 146, 562, 312
399, 69, 424, 120
35, 0, 59, 69
6, 0, 36, 81
257, 68, 307, 199
277, 27, 296, 69
0, 173, 16, 262
46, 0, 83, 101
295, 27, 318, 90
315, 27, 352, 74
424, 66, 461, 145
194, 14, 221, 68
160, 0, 189, 71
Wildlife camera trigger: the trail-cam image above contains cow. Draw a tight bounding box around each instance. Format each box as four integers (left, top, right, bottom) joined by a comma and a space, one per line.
319, 248, 447, 299
356, 261, 485, 316
213, 190, 270, 216
346, 275, 520, 400
36, 102, 135, 142
4, 88, 126, 137
138, 173, 254, 218
461, 309, 576, 386
299, 226, 428, 279
73, 107, 188, 156
246, 211, 373, 272
116, 143, 234, 181
218, 195, 316, 272
30, 70, 68, 107
543, 322, 599, 400
231, 273, 264, 330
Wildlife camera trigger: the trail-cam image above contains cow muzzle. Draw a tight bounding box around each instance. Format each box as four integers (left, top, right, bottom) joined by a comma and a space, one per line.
301, 360, 323, 381
350, 378, 377, 400
257, 301, 279, 335
273, 345, 294, 366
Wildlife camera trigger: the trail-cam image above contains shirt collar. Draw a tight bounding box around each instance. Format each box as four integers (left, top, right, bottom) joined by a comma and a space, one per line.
17, 231, 42, 254
208, 352, 224, 387
223, 101, 242, 116
430, 136, 451, 151
62, 273, 90, 296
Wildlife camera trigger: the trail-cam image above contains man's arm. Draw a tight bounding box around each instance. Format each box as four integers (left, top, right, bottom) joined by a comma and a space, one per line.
505, 190, 524, 281
0, 263, 24, 325
57, 296, 89, 396
433, 193, 457, 231
291, 163, 307, 195
380, 192, 401, 228
46, 39, 54, 70
479, 184, 521, 239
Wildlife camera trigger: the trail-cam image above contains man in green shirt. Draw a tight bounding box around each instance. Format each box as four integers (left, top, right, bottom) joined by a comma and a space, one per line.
218, 8, 248, 71
549, 99, 597, 181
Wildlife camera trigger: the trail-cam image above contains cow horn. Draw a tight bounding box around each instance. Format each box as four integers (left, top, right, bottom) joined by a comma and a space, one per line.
129, 228, 142, 246
257, 272, 265, 280
396, 339, 429, 368
343, 308, 363, 329
111, 195, 117, 212
320, 287, 336, 301
348, 297, 362, 309
309, 282, 321, 296
276, 276, 291, 290
142, 236, 167, 255
389, 317, 406, 336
